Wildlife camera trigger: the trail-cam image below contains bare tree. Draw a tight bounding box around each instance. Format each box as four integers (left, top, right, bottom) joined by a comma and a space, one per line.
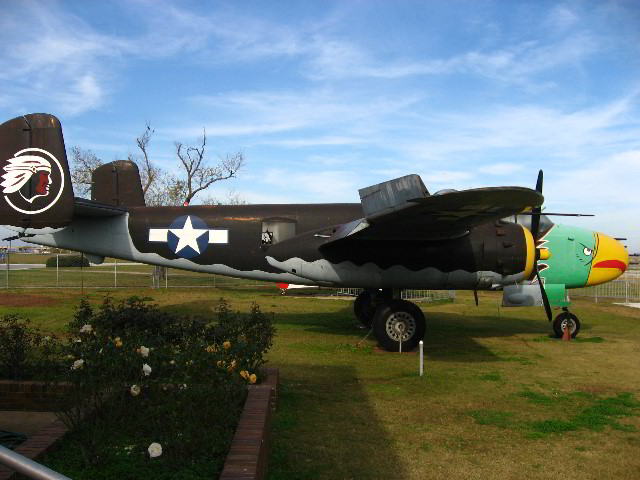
69, 146, 102, 198
69, 123, 244, 207
200, 189, 247, 206
127, 122, 159, 198
144, 173, 187, 207
175, 128, 244, 205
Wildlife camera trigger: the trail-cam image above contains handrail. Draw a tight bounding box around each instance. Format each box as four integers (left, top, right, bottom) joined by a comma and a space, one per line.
0, 445, 70, 480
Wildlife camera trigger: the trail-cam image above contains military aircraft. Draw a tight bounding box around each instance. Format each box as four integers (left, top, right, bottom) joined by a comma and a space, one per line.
0, 114, 629, 351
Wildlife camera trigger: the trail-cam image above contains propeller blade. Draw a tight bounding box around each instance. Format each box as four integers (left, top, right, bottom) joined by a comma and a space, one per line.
535, 169, 543, 194
535, 265, 552, 321
531, 170, 543, 240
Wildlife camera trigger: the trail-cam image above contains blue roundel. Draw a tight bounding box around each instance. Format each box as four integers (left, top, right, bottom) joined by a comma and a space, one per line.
167, 215, 209, 259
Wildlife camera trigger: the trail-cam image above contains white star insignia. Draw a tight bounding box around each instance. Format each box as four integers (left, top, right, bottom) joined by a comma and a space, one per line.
169, 216, 208, 254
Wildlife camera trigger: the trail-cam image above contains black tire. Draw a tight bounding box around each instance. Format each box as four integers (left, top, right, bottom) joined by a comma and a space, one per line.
372, 299, 426, 352
353, 290, 377, 328
552, 312, 580, 338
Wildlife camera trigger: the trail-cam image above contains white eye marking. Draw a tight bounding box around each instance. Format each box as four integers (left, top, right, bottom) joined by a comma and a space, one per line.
584, 247, 593, 256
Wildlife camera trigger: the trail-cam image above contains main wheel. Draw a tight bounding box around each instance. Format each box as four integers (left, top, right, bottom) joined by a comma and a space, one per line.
552, 312, 580, 338
372, 299, 426, 352
353, 290, 377, 328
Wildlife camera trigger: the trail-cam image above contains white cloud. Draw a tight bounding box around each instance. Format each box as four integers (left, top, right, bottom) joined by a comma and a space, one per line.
261, 169, 360, 202
478, 162, 525, 176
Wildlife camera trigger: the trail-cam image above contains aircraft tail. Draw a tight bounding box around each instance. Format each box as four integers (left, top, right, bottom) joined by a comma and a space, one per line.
0, 114, 74, 233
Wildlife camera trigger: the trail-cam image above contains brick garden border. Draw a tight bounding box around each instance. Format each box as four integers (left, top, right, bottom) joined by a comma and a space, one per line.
0, 369, 279, 480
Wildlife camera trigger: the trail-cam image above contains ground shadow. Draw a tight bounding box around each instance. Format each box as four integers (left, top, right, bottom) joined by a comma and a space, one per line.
268, 364, 407, 480
158, 298, 590, 364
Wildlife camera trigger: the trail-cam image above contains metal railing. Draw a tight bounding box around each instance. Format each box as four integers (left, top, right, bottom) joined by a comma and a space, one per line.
0, 253, 273, 290
0, 445, 70, 480
570, 273, 640, 303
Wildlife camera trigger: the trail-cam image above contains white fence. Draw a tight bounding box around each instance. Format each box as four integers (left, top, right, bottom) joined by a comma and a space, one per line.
0, 253, 271, 290
570, 272, 640, 303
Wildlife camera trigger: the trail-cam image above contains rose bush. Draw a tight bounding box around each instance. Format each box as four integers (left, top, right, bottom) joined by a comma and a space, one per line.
49, 295, 275, 473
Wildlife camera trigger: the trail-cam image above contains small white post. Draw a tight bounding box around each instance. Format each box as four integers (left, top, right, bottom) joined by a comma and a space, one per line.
56, 255, 59, 288
419, 340, 424, 376
626, 280, 629, 304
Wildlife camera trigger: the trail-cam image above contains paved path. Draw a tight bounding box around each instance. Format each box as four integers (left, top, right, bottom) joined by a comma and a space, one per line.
0, 411, 58, 437
0, 264, 46, 271
614, 302, 640, 309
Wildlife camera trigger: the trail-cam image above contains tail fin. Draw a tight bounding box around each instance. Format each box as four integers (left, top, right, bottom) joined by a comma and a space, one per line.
0, 113, 74, 232
92, 160, 146, 207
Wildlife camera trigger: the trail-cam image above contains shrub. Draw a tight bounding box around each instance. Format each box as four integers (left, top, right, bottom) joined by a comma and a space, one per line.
46, 255, 90, 268
51, 296, 275, 472
0, 314, 59, 380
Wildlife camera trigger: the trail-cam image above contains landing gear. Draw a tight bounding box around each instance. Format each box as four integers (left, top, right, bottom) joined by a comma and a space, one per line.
373, 299, 426, 352
552, 309, 580, 339
353, 290, 378, 328
352, 288, 426, 351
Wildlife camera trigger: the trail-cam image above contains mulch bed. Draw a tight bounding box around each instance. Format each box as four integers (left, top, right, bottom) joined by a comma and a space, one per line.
0, 295, 60, 307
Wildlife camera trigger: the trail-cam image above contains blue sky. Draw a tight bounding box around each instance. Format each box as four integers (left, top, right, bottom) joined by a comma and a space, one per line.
1, 0, 640, 251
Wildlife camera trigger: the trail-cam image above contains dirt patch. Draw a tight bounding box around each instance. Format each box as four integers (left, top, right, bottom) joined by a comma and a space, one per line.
576, 384, 624, 395
0, 294, 60, 307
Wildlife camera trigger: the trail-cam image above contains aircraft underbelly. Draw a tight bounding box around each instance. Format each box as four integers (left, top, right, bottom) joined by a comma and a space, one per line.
264, 255, 519, 289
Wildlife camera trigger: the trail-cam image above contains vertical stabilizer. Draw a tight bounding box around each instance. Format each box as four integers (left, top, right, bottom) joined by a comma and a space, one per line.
0, 114, 74, 232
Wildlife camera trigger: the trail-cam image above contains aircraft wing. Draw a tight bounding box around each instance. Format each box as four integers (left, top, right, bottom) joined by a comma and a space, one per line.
325, 175, 544, 243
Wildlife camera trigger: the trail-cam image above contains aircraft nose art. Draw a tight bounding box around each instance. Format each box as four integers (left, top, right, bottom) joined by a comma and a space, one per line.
586, 233, 628, 286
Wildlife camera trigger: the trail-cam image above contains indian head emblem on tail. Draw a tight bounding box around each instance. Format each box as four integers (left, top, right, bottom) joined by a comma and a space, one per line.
0, 114, 73, 230
1, 148, 65, 213
0, 113, 629, 352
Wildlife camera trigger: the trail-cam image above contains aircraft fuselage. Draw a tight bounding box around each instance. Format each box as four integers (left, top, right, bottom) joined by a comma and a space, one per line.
24, 203, 533, 290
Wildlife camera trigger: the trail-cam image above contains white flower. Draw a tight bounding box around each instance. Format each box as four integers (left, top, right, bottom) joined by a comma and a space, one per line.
130, 385, 141, 396
79, 324, 93, 334
179, 383, 187, 390
138, 346, 150, 357
169, 360, 176, 365
148, 442, 162, 458
71, 359, 84, 370
142, 364, 152, 376
43, 336, 51, 342
99, 348, 103, 354
74, 338, 82, 343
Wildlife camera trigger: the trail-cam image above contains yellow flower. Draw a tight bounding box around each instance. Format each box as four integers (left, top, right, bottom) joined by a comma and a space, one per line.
205, 344, 217, 353
227, 360, 236, 372
249, 374, 257, 384
114, 337, 123, 348
239, 370, 249, 379
223, 340, 231, 350
216, 360, 226, 368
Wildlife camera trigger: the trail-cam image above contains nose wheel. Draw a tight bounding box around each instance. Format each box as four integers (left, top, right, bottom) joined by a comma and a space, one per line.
552, 309, 580, 339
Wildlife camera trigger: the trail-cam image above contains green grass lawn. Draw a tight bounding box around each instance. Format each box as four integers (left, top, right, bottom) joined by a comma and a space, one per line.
1, 287, 639, 479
